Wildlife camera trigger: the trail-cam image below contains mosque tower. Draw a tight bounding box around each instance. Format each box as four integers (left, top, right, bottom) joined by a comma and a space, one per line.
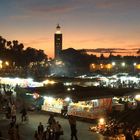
54, 24, 62, 59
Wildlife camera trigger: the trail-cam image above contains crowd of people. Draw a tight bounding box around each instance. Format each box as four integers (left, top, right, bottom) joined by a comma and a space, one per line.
0, 92, 79, 140
34, 114, 78, 140
0, 106, 79, 140
98, 78, 140, 89
8, 122, 20, 140
90, 118, 140, 140
34, 114, 63, 140
6, 105, 28, 140
0, 104, 27, 140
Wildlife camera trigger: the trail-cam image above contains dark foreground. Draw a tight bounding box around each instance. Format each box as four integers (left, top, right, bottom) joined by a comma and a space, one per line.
0, 111, 104, 140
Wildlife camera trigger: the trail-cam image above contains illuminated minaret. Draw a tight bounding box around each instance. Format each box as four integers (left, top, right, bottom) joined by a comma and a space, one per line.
54, 24, 62, 59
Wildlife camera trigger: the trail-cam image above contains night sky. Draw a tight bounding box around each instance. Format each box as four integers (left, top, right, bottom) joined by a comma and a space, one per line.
0, 0, 140, 57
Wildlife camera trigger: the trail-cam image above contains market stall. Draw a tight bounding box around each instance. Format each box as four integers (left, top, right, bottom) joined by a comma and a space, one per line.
42, 97, 112, 119
42, 97, 63, 113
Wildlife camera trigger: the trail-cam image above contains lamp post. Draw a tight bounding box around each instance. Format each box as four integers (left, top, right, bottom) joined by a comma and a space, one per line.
121, 62, 125, 72
133, 62, 136, 73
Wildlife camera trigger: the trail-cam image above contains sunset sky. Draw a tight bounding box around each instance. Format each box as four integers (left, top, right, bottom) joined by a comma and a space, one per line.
0, 0, 140, 58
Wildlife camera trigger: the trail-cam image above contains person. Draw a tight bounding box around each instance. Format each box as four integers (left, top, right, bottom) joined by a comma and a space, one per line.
134, 128, 140, 140
125, 129, 134, 140
54, 121, 63, 140
68, 115, 78, 140
48, 114, 56, 126
38, 122, 44, 134
42, 127, 49, 140
6, 105, 11, 119
8, 122, 16, 140
20, 107, 27, 122
11, 104, 16, 123
15, 124, 20, 140
34, 131, 39, 140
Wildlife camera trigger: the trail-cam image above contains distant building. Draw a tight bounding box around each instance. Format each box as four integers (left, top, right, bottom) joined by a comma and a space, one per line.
54, 24, 62, 59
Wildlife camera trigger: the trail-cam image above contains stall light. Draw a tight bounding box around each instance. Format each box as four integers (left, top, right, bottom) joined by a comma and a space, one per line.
93, 82, 100, 86
64, 97, 71, 102
64, 82, 72, 86
26, 93, 32, 96
113, 97, 119, 100
43, 96, 54, 103
92, 64, 96, 69
133, 62, 137, 66
27, 78, 33, 82
135, 94, 140, 101
67, 88, 71, 91
33, 94, 36, 99
91, 99, 98, 102
43, 80, 55, 85
100, 64, 104, 69
80, 75, 86, 78
72, 88, 75, 90
50, 81, 55, 84
47, 97, 53, 103
5, 61, 9, 66
44, 80, 49, 84
15, 77, 20, 82
44, 96, 48, 100
112, 62, 116, 66
136, 64, 140, 69
106, 64, 112, 69
121, 62, 125, 67
0, 64, 2, 69
33, 93, 40, 99
99, 118, 105, 125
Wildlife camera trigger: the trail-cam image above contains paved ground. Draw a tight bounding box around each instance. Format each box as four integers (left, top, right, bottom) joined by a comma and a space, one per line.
0, 111, 105, 140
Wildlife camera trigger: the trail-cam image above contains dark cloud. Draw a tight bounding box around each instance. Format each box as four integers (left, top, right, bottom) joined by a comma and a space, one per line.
13, 0, 80, 14
81, 48, 139, 53
96, 0, 140, 9
27, 4, 76, 14
7, 0, 140, 20
8, 0, 81, 19
131, 48, 140, 50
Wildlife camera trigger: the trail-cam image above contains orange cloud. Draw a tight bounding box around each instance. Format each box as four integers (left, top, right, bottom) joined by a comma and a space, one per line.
23, 37, 49, 46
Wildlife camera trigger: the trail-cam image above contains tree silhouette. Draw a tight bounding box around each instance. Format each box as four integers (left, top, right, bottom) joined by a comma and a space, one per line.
0, 35, 47, 67
137, 49, 140, 56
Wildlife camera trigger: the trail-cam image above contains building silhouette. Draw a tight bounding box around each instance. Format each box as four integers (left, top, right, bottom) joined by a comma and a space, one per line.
54, 24, 62, 59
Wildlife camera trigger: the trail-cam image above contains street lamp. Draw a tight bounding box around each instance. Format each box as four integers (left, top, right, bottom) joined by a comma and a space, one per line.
100, 64, 103, 69
112, 62, 116, 66
106, 64, 112, 69
133, 62, 137, 73
121, 62, 125, 67
67, 88, 71, 91
64, 97, 71, 102
133, 62, 137, 66
5, 61, 9, 66
92, 64, 96, 69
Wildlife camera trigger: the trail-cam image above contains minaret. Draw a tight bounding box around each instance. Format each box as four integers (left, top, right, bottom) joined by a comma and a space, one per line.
54, 24, 62, 59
